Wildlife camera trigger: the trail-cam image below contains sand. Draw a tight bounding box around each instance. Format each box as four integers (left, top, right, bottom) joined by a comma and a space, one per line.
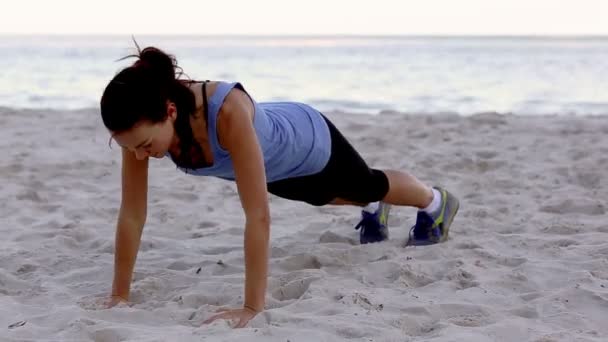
1, 107, 607, 342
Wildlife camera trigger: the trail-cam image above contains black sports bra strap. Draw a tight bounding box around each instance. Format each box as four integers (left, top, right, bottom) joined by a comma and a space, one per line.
202, 80, 210, 123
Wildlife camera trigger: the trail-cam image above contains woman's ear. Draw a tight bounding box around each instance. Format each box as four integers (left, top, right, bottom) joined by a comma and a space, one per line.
167, 101, 178, 122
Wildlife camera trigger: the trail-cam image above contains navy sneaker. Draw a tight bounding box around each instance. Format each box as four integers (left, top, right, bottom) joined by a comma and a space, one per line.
354, 202, 391, 244
407, 187, 459, 246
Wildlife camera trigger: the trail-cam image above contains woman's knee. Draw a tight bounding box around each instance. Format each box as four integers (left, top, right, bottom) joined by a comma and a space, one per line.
338, 169, 389, 204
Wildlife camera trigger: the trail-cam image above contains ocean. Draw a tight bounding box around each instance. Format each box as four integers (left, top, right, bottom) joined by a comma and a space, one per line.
1, 35, 607, 115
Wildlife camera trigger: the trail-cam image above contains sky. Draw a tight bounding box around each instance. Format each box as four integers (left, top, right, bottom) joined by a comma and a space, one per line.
1, 0, 607, 36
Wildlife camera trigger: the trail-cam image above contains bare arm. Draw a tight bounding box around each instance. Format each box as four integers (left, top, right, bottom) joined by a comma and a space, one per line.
112, 148, 149, 300
218, 88, 270, 313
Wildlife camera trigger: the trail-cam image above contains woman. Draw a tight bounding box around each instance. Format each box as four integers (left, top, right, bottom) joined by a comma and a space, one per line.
100, 46, 459, 327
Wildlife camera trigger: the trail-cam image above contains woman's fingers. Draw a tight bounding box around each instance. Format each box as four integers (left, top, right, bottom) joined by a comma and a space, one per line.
203, 311, 231, 325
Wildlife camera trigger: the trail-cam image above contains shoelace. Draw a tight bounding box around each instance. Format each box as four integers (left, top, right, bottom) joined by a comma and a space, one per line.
354, 211, 381, 236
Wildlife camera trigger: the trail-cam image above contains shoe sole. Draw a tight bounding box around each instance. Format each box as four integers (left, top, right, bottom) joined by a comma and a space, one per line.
405, 188, 459, 247
380, 203, 391, 226
438, 189, 459, 243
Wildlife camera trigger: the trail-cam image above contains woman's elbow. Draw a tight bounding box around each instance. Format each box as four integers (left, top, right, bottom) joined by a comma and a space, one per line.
247, 211, 271, 229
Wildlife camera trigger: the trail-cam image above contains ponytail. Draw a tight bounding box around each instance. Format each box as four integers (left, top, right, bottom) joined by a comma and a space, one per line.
100, 43, 203, 169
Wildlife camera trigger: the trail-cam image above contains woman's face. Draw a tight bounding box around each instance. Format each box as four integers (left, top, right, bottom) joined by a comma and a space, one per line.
112, 103, 178, 160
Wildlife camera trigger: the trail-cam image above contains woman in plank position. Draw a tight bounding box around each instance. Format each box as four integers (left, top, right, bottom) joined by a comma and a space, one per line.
100, 46, 459, 327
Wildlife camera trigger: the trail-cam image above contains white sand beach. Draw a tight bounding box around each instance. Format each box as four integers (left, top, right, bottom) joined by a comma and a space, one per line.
1, 107, 607, 342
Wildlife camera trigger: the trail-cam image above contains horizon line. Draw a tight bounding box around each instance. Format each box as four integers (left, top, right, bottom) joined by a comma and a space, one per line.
1, 32, 608, 39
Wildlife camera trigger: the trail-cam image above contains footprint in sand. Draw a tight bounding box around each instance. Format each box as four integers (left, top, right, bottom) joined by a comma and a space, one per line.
16, 189, 44, 202
508, 305, 540, 319
542, 223, 584, 235
16, 263, 38, 275
497, 257, 528, 267
520, 291, 544, 301
270, 246, 289, 258
574, 170, 601, 189
271, 276, 318, 301
318, 231, 357, 245
176, 292, 235, 308
276, 253, 322, 271
454, 241, 483, 250
394, 316, 446, 337
391, 265, 437, 288
468, 248, 528, 267
445, 268, 479, 290
541, 238, 579, 249
0, 270, 30, 295
197, 221, 218, 229
202, 245, 242, 255
167, 191, 199, 202
91, 328, 127, 342
540, 199, 605, 216
475, 150, 498, 159
474, 159, 507, 173
448, 315, 491, 327
167, 260, 197, 271
224, 227, 244, 235
440, 303, 495, 327
2, 162, 25, 174
590, 270, 608, 281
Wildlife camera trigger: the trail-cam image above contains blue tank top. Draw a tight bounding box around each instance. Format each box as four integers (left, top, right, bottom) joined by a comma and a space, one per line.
169, 81, 331, 182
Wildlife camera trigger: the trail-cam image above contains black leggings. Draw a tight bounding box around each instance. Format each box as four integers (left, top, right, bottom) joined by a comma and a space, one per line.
266, 115, 390, 206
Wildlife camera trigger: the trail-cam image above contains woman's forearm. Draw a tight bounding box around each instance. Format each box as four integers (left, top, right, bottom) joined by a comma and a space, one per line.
242, 218, 270, 312
112, 217, 145, 299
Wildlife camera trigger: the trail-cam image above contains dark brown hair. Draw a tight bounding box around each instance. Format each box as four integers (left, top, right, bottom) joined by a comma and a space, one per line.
100, 43, 203, 169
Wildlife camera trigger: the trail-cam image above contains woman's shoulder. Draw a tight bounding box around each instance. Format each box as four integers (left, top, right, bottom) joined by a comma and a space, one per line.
183, 80, 253, 120
215, 83, 256, 143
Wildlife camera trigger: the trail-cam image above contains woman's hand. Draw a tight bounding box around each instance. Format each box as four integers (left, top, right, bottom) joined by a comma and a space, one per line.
203, 306, 259, 328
